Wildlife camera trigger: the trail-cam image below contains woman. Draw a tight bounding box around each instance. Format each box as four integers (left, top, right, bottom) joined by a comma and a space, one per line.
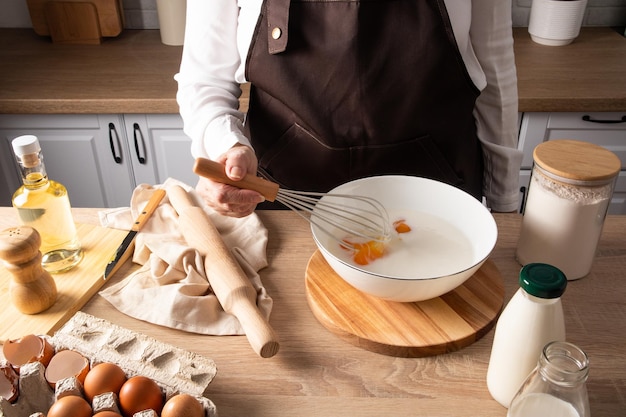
176, 0, 522, 216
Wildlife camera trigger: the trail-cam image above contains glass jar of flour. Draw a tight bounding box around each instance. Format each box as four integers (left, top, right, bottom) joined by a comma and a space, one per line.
516, 139, 620, 280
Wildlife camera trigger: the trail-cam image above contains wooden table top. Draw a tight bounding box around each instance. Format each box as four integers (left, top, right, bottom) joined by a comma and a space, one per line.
1, 208, 624, 417
0, 27, 625, 114
513, 27, 626, 112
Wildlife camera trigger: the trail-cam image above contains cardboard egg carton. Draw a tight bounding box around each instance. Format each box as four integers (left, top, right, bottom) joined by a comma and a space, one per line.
0, 312, 218, 417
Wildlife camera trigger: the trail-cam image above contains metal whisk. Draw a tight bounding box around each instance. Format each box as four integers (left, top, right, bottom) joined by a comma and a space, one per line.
193, 158, 392, 246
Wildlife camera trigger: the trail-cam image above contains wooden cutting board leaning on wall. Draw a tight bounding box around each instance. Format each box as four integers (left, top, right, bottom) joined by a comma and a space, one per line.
26, 0, 124, 44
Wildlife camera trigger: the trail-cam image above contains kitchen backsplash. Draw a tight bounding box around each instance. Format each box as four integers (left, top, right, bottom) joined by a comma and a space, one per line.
513, 0, 626, 27
1, 0, 625, 29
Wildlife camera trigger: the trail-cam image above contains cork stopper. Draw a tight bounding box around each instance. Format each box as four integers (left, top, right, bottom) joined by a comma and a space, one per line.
533, 139, 621, 183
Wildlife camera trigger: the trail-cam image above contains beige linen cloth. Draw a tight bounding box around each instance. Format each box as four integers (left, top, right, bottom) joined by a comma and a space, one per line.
98, 178, 272, 335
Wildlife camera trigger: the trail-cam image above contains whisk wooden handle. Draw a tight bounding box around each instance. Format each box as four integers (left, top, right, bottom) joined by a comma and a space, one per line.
193, 158, 280, 202
167, 185, 280, 358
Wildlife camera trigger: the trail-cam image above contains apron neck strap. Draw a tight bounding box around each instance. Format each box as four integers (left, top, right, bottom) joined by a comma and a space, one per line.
266, 0, 291, 54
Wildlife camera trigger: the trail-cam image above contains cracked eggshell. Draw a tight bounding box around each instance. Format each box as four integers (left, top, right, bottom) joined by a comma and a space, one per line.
2, 334, 54, 371
44, 350, 89, 389
0, 360, 19, 403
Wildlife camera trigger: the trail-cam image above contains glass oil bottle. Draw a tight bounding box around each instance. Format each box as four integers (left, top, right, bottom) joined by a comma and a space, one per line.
11, 135, 83, 273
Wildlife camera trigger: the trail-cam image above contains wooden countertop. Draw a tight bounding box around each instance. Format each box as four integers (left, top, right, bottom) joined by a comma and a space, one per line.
514, 27, 626, 112
0, 27, 625, 114
0, 208, 624, 416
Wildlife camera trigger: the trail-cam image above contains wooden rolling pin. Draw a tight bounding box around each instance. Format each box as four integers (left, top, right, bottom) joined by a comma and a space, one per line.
167, 185, 279, 358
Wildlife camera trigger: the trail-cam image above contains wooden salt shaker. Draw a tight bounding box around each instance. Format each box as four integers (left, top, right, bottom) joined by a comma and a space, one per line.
0, 226, 58, 314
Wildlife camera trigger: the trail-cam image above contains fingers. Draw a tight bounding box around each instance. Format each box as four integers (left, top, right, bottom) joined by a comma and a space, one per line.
228, 165, 246, 180
195, 177, 263, 217
219, 144, 258, 182
195, 146, 263, 217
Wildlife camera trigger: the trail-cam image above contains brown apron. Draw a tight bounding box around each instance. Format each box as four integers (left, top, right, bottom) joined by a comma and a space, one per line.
245, 0, 483, 200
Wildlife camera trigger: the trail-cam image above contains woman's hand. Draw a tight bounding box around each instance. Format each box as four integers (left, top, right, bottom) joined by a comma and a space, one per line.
195, 145, 265, 217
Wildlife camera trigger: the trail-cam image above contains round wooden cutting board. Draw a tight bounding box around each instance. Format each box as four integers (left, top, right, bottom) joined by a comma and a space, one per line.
305, 250, 505, 357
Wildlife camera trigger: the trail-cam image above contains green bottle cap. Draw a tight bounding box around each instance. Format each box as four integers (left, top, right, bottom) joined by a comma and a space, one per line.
519, 263, 567, 299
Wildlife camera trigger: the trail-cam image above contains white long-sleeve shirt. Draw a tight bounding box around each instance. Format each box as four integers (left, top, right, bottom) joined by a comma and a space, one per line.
175, 0, 523, 212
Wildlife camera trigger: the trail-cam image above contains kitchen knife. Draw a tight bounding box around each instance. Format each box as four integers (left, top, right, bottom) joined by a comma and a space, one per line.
103, 188, 166, 280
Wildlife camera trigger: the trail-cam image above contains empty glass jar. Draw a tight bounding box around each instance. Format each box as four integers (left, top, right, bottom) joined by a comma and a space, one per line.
508, 341, 590, 417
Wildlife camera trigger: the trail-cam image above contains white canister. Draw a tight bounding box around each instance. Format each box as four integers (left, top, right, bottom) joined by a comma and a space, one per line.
156, 0, 187, 46
528, 0, 588, 46
516, 139, 620, 280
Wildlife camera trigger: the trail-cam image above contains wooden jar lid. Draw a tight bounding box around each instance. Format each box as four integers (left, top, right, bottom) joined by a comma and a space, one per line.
533, 139, 621, 183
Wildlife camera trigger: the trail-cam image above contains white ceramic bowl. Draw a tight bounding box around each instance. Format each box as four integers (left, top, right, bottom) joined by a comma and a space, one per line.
311, 176, 498, 302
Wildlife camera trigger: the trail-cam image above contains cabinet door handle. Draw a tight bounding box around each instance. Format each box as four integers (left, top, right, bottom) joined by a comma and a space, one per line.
108, 122, 122, 164
519, 186, 527, 214
133, 123, 147, 164
582, 115, 626, 124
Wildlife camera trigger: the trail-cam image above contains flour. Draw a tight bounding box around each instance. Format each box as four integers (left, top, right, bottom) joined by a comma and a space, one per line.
516, 167, 612, 280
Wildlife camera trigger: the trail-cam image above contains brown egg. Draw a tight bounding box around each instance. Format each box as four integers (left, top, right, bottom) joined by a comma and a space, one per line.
44, 349, 90, 388
93, 412, 123, 417
84, 362, 127, 401
118, 375, 164, 417
47, 395, 92, 417
161, 394, 205, 417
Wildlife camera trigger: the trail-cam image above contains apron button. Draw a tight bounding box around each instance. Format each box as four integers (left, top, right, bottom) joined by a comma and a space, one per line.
271, 27, 282, 40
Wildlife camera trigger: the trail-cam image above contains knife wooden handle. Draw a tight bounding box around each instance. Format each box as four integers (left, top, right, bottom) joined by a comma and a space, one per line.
193, 158, 280, 202
131, 188, 167, 231
104, 188, 166, 280
167, 185, 279, 358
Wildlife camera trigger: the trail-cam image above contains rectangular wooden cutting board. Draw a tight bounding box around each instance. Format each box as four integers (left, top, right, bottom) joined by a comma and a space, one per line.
0, 223, 128, 343
26, 0, 124, 43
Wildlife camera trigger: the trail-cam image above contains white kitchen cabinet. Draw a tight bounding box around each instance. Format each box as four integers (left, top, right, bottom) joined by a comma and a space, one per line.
0, 114, 194, 208
6, 111, 624, 212
123, 114, 196, 188
0, 114, 134, 208
518, 112, 626, 214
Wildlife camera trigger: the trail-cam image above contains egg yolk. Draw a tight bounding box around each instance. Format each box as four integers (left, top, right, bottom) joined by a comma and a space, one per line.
393, 219, 411, 234
342, 239, 386, 265
340, 219, 412, 266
